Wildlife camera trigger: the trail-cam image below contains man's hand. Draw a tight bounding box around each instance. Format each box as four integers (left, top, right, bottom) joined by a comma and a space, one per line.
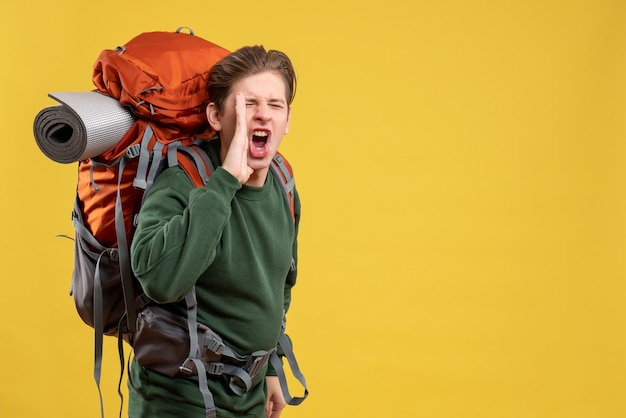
265, 376, 287, 418
221, 93, 254, 184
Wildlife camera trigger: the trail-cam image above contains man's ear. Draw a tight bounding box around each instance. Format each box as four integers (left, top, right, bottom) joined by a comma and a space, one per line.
206, 103, 222, 131
284, 106, 292, 135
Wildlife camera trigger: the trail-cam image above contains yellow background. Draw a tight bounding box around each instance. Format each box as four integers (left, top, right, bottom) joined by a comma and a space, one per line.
2, 0, 625, 417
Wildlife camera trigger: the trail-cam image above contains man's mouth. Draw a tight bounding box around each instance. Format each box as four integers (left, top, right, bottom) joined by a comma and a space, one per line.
250, 130, 270, 157
252, 130, 268, 148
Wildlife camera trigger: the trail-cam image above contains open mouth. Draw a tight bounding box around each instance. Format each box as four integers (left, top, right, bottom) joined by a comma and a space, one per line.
252, 130, 268, 149
250, 130, 270, 157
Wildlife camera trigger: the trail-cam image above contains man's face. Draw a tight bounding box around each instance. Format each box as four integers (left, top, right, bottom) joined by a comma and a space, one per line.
208, 70, 291, 174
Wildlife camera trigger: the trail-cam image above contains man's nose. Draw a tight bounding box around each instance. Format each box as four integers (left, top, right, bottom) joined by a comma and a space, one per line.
254, 102, 271, 121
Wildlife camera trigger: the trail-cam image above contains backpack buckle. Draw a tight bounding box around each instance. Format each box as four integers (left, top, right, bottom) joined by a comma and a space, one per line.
107, 248, 119, 262
244, 350, 274, 379
204, 331, 225, 356
206, 362, 225, 376
126, 144, 141, 159
179, 358, 195, 375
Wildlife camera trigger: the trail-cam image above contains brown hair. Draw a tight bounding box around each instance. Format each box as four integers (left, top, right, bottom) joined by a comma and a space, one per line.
207, 45, 297, 112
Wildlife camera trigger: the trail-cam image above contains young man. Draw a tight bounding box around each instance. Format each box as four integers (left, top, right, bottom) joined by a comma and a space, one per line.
128, 46, 300, 418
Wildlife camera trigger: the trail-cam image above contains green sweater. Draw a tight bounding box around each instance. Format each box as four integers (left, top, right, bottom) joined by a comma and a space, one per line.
128, 139, 300, 417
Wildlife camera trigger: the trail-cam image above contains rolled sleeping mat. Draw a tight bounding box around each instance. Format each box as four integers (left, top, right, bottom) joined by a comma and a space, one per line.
33, 91, 136, 164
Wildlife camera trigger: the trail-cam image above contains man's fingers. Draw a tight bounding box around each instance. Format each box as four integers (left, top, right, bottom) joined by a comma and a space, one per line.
224, 92, 252, 183
234, 93, 247, 149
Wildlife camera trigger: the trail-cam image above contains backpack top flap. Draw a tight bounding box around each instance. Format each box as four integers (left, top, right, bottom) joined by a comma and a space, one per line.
92, 29, 230, 133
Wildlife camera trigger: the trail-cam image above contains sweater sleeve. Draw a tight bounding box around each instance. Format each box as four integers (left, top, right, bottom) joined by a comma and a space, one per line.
130, 166, 242, 303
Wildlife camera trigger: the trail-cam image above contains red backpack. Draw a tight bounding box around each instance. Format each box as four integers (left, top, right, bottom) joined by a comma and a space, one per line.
34, 28, 306, 418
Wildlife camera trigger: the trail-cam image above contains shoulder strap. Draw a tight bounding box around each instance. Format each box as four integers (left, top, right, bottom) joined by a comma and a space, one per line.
267, 155, 305, 403
176, 141, 215, 187
269, 153, 296, 221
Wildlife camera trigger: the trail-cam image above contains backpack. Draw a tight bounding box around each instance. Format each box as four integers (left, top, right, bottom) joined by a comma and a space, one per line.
62, 28, 306, 418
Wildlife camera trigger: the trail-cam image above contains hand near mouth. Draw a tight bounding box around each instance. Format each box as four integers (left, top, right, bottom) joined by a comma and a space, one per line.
222, 93, 254, 184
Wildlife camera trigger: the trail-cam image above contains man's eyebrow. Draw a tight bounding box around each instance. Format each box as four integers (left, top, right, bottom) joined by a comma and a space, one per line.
244, 96, 287, 104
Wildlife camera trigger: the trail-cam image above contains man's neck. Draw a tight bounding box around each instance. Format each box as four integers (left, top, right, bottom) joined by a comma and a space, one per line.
245, 168, 269, 187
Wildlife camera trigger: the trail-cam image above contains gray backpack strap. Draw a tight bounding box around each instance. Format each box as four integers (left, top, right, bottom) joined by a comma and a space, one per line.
114, 155, 138, 334
177, 286, 267, 415
177, 143, 213, 185
268, 155, 306, 404
270, 154, 295, 198
189, 358, 215, 418
217, 345, 273, 396
72, 199, 105, 251
269, 323, 309, 406
72, 196, 123, 418
143, 140, 165, 196
110, 148, 146, 418
181, 288, 217, 418
167, 139, 180, 167
132, 124, 154, 190
130, 122, 171, 196
93, 249, 108, 418
116, 132, 166, 331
